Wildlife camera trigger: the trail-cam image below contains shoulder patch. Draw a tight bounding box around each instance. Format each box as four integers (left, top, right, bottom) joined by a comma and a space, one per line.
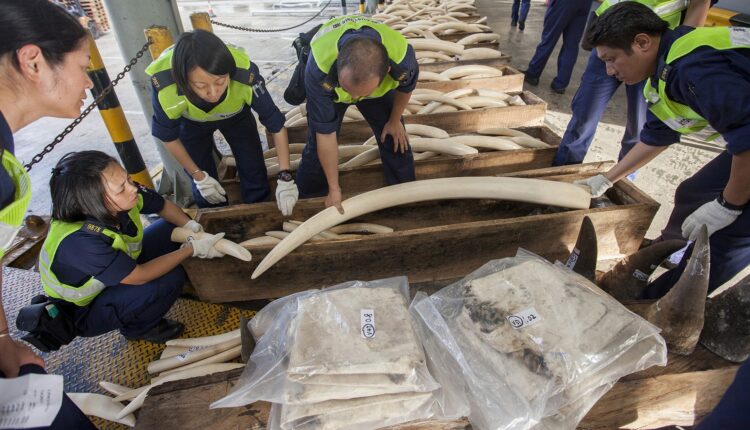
81, 222, 105, 235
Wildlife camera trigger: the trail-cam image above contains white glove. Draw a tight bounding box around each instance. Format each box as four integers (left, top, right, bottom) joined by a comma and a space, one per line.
193, 171, 227, 204
275, 179, 299, 217
0, 222, 21, 256
681, 199, 741, 241
182, 220, 204, 233
574, 174, 613, 198
187, 232, 226, 259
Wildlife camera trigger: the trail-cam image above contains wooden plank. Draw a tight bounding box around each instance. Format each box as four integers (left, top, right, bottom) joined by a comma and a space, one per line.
285, 90, 547, 143
417, 65, 524, 93
136, 349, 737, 430
222, 125, 560, 204
190, 168, 658, 303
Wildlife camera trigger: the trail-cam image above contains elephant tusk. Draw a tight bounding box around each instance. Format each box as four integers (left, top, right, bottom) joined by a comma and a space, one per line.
68, 393, 136, 427
166, 328, 240, 347
171, 228, 252, 262
147, 337, 241, 374
252, 177, 591, 279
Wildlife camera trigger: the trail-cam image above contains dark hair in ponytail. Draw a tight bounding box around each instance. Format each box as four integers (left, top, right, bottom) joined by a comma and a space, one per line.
50, 151, 120, 226
0, 0, 88, 70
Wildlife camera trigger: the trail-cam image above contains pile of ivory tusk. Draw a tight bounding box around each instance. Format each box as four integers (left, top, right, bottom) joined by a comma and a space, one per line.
239, 221, 395, 248
80, 330, 245, 426
373, 0, 480, 25
283, 104, 365, 128
405, 88, 526, 114
416, 64, 504, 81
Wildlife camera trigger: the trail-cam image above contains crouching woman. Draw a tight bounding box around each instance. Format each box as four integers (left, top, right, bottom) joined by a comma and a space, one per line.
39, 151, 225, 343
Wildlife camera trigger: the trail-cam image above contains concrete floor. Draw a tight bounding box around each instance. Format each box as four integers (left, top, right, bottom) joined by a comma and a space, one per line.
12, 0, 745, 282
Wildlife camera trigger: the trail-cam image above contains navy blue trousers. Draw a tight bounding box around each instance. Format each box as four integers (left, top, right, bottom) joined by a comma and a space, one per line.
511, 0, 531, 24
180, 105, 269, 208
647, 151, 750, 297
296, 91, 416, 198
525, 0, 592, 90
0, 365, 95, 430
71, 219, 185, 338
553, 49, 648, 165
695, 359, 750, 430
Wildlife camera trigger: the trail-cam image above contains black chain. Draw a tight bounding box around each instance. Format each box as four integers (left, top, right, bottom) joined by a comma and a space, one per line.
210, 0, 333, 33
24, 40, 153, 172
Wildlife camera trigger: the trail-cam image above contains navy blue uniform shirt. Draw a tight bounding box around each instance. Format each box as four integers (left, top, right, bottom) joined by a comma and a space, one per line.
641, 26, 750, 155
50, 185, 165, 288
305, 27, 419, 135
150, 62, 286, 142
0, 111, 16, 210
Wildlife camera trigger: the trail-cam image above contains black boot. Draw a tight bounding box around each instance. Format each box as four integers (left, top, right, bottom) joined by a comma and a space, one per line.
511, 20, 517, 28
520, 69, 539, 86
126, 319, 185, 343
519, 21, 525, 31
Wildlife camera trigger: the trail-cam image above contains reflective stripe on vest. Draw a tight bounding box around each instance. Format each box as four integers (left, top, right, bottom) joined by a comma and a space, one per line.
644, 27, 750, 143
311, 16, 409, 104
0, 151, 31, 258
39, 195, 145, 306
596, 0, 688, 28
145, 43, 254, 122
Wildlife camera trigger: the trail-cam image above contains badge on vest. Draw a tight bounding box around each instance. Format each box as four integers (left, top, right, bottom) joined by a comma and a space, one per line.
322, 81, 334, 91
151, 76, 161, 89
83, 223, 103, 234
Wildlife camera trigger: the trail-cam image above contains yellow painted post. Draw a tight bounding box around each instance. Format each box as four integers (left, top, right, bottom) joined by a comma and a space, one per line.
144, 26, 174, 61
190, 12, 214, 32
86, 33, 154, 188
359, 0, 365, 14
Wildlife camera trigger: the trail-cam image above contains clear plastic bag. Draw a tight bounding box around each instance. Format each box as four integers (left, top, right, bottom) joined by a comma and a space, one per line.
411, 250, 668, 430
211, 277, 440, 411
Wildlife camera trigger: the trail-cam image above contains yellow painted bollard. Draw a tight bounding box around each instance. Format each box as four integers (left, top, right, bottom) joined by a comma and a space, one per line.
144, 26, 174, 61
359, 0, 365, 14
377, 0, 384, 12
190, 12, 214, 32
87, 33, 154, 188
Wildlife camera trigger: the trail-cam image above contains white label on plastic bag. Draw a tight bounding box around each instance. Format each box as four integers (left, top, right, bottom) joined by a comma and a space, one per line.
361, 309, 375, 339
565, 248, 580, 270
0, 373, 64, 429
632, 269, 649, 282
506, 308, 542, 330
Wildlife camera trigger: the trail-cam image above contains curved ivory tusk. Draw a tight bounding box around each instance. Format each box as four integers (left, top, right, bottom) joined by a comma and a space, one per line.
240, 236, 281, 248
339, 147, 381, 169
453, 96, 507, 109
415, 51, 454, 61
160, 345, 191, 359
166, 328, 240, 347
417, 71, 450, 82
408, 138, 478, 155
113, 385, 150, 402
265, 231, 291, 240
116, 363, 245, 419
338, 145, 374, 160
477, 127, 529, 138
343, 106, 364, 121
252, 177, 591, 278
68, 393, 136, 427
428, 22, 484, 34
287, 116, 308, 127
405, 124, 449, 138
286, 220, 342, 239
408, 38, 465, 55
98, 381, 134, 397
431, 105, 459, 113
158, 345, 242, 377
508, 95, 526, 106
171, 228, 252, 262
413, 151, 438, 161
439, 65, 503, 79
264, 143, 306, 159
284, 104, 306, 120
148, 337, 241, 374
412, 88, 443, 95
448, 135, 523, 151
328, 223, 394, 234
457, 32, 501, 45
475, 89, 510, 100
415, 95, 472, 114
459, 47, 503, 60
640, 226, 710, 355
511, 136, 551, 149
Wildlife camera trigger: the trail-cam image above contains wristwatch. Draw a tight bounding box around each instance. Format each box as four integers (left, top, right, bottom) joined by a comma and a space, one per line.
717, 191, 746, 211
277, 170, 294, 182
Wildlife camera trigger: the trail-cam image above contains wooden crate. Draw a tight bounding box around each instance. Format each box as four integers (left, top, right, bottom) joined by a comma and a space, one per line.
188, 164, 658, 303
284, 90, 546, 143
418, 64, 524, 93
134, 304, 737, 430
222, 125, 559, 204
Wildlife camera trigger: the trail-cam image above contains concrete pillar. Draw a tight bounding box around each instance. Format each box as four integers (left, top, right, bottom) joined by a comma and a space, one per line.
102, 0, 194, 206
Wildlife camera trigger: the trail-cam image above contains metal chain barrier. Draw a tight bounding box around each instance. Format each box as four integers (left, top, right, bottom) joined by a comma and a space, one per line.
210, 0, 333, 33
24, 40, 153, 172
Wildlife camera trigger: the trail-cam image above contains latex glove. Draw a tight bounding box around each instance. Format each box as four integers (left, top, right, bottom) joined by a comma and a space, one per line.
682, 199, 741, 241
0, 222, 21, 255
182, 220, 204, 234
574, 174, 613, 198
187, 232, 226, 259
193, 171, 227, 205
275, 179, 299, 216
